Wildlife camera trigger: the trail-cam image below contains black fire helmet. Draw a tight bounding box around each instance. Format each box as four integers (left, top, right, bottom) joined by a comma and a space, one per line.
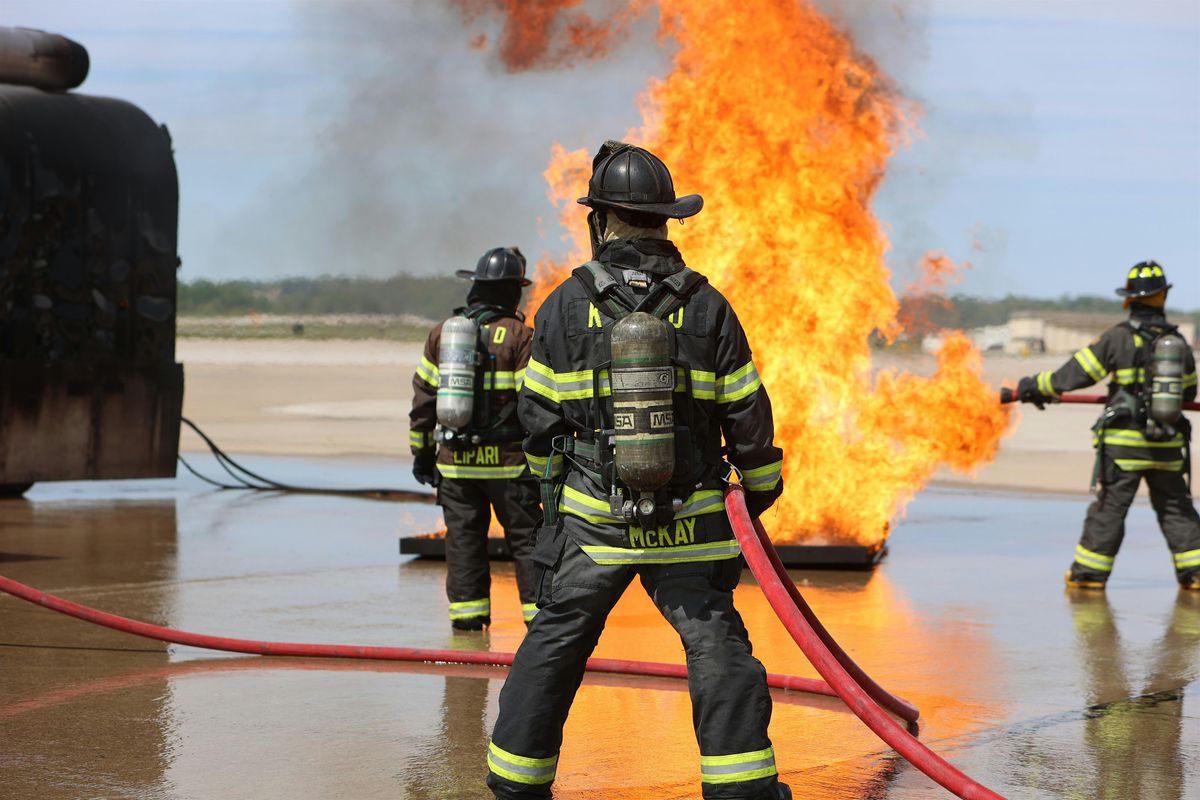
456, 246, 532, 286
577, 140, 703, 220
1115, 260, 1171, 298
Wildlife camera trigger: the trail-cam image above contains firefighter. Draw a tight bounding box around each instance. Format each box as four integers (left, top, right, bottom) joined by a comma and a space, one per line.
486, 142, 791, 800
409, 247, 541, 630
1016, 261, 1200, 590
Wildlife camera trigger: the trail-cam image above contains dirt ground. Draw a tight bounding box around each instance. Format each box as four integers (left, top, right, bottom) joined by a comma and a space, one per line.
179, 339, 1103, 494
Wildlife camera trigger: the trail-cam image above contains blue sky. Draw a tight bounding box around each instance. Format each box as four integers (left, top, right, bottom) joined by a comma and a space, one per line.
5, 1, 1198, 307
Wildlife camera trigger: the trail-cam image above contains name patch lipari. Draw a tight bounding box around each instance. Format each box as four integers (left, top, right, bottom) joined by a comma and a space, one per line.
629, 517, 696, 548
453, 446, 501, 466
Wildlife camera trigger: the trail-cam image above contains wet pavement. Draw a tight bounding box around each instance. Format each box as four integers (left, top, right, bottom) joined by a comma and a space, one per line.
1, 455, 1198, 799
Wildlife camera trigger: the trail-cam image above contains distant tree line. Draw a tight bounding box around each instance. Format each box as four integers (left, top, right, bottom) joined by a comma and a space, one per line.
179, 276, 1200, 330
179, 276, 465, 319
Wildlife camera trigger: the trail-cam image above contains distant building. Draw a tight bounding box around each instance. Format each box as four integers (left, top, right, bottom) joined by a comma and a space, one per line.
1007, 311, 1197, 356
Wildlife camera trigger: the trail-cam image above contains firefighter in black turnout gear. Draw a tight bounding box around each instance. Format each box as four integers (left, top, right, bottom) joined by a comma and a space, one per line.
486, 143, 791, 799
1016, 262, 1200, 590
409, 247, 541, 629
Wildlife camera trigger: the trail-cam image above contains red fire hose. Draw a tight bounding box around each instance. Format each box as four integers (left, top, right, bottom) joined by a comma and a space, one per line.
0, 573, 838, 698
726, 484, 1005, 800
999, 387, 1200, 411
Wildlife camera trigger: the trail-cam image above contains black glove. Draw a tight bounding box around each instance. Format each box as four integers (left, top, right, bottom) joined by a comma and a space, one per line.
412, 449, 439, 487
1016, 376, 1046, 410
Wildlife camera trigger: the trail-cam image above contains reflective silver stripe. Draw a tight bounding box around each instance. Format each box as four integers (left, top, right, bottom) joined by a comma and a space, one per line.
699, 747, 777, 784
582, 539, 741, 565
482, 371, 520, 390
437, 464, 527, 479
448, 598, 490, 620
716, 361, 762, 403
1036, 370, 1057, 398
487, 742, 557, 785
676, 490, 725, 517
1073, 545, 1113, 573
742, 460, 783, 492
522, 603, 539, 621
1073, 347, 1106, 381
1175, 549, 1200, 569
416, 356, 439, 387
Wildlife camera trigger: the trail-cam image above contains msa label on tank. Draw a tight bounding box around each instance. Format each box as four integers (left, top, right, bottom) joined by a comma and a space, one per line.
650, 410, 674, 429
611, 367, 675, 392
445, 375, 473, 389
614, 413, 634, 429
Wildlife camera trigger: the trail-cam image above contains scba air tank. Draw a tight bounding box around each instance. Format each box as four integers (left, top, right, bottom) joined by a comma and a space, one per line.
610, 312, 676, 492
436, 316, 479, 431
1149, 332, 1186, 425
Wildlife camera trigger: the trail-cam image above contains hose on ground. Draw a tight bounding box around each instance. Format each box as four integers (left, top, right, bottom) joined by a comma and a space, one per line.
726, 484, 1005, 800
179, 416, 435, 503
0, 574, 838, 699
753, 514, 919, 725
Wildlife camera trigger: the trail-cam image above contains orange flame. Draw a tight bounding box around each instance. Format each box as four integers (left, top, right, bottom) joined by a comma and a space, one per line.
471, 1, 1012, 544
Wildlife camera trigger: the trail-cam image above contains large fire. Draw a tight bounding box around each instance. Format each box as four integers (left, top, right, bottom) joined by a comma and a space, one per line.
459, 1, 1012, 545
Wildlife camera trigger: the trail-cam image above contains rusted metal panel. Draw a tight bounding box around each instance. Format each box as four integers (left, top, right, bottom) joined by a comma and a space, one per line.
1, 30, 182, 487
0, 362, 182, 483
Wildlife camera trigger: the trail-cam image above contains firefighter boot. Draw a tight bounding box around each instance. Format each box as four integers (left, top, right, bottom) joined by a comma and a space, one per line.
451, 616, 490, 632
1180, 571, 1200, 591
1064, 569, 1106, 590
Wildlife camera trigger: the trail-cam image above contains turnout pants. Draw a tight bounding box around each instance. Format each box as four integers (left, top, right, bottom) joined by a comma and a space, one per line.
1071, 455, 1200, 584
437, 473, 540, 624
487, 531, 781, 799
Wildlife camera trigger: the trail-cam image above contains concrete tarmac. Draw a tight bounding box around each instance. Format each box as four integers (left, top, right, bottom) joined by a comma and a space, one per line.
1, 458, 1198, 799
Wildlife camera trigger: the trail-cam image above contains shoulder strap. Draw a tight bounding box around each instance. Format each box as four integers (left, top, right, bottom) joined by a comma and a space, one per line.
572, 261, 636, 320
641, 267, 708, 319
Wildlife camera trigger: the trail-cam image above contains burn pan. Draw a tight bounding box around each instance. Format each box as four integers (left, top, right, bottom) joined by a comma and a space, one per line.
399, 533, 887, 570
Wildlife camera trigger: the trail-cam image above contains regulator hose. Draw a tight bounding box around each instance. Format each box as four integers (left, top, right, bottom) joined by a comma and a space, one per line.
0, 574, 835, 699
726, 484, 1005, 800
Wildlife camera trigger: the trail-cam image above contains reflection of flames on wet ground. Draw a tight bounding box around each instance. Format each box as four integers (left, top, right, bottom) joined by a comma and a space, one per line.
457, 1, 1012, 546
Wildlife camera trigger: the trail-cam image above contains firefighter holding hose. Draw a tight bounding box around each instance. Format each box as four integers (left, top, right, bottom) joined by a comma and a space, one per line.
485, 142, 790, 799
409, 247, 541, 630
1014, 262, 1200, 590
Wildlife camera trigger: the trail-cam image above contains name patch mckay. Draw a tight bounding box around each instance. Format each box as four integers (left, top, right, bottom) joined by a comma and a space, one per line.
628, 517, 697, 548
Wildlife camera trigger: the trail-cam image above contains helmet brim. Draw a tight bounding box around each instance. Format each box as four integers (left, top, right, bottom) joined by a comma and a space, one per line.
1115, 283, 1172, 297
577, 193, 704, 220
455, 269, 532, 286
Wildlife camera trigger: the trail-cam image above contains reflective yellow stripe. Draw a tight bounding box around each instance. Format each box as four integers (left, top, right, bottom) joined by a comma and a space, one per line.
1073, 347, 1106, 382
559, 486, 725, 524
448, 598, 490, 620
409, 430, 434, 449
416, 356, 439, 388
1074, 545, 1114, 573
522, 603, 539, 622
1093, 429, 1184, 449
514, 367, 526, 391
1036, 370, 1058, 398
437, 464, 528, 479
481, 371, 520, 390
1174, 549, 1200, 569
526, 359, 726, 403
1174, 550, 1200, 570
1114, 458, 1184, 472
487, 742, 557, 785
742, 459, 783, 492
1114, 367, 1145, 385
699, 747, 777, 785
524, 452, 563, 478
716, 361, 763, 404
581, 538, 741, 565
1184, 372, 1197, 388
